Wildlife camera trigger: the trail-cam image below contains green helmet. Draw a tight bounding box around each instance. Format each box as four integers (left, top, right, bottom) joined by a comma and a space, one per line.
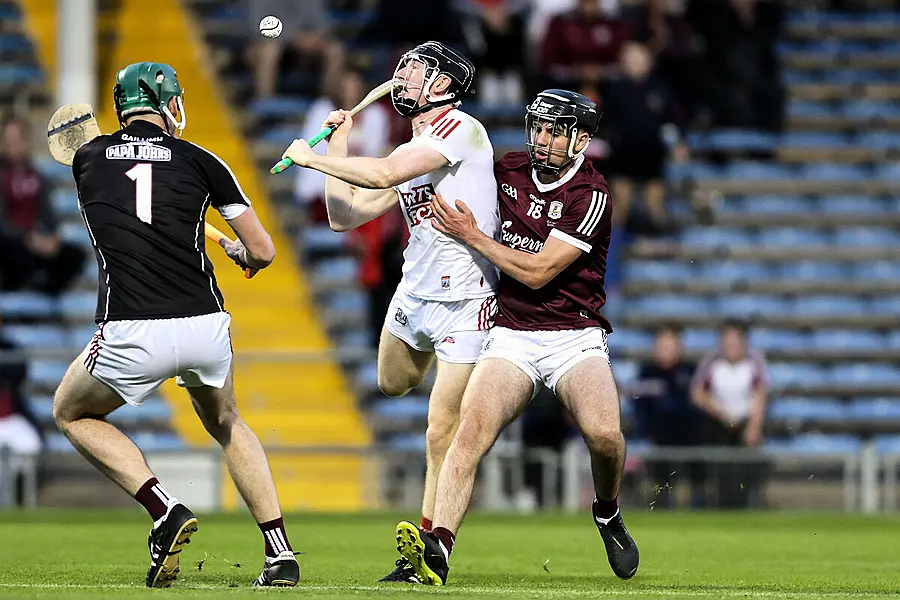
113, 62, 186, 134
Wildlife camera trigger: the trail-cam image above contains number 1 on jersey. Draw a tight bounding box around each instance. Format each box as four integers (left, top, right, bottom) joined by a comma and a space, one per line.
126, 163, 153, 224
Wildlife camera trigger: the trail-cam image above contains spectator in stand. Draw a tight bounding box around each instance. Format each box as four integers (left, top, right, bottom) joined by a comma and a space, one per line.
691, 318, 770, 508
458, 0, 528, 107
0, 117, 85, 296
603, 42, 685, 235
294, 66, 391, 223
367, 0, 463, 49
632, 325, 706, 508
629, 0, 709, 124
244, 0, 344, 99
686, 0, 785, 131
540, 0, 630, 94
0, 316, 42, 506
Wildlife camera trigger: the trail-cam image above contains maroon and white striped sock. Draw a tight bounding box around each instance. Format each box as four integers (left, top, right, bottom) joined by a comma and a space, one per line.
134, 477, 174, 522
259, 517, 293, 558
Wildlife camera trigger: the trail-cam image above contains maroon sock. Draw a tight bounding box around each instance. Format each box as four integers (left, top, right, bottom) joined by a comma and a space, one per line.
420, 516, 433, 532
593, 496, 620, 522
431, 527, 455, 556
134, 477, 171, 522
259, 517, 293, 558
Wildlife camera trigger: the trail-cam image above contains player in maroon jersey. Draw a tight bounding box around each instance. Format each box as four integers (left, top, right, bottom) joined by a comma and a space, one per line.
393, 90, 639, 585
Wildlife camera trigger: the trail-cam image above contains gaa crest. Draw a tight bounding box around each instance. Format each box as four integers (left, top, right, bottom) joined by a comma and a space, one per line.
548, 201, 563, 220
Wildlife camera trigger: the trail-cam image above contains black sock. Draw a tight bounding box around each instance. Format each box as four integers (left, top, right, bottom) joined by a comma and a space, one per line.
134, 477, 172, 522
593, 496, 620, 523
259, 517, 293, 558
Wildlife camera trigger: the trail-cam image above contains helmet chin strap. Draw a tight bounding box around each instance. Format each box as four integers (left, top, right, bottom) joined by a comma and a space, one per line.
162, 96, 186, 138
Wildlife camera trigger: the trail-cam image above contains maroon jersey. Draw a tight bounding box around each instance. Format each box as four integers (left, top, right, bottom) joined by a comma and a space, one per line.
493, 152, 612, 332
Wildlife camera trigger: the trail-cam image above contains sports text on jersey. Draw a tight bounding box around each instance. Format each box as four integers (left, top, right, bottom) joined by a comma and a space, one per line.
106, 142, 172, 161
400, 182, 436, 227
501, 220, 543, 254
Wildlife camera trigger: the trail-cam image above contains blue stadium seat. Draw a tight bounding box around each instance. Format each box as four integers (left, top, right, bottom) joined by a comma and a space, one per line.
488, 128, 522, 148
835, 227, 900, 247
855, 131, 900, 150
59, 291, 96, 321
248, 96, 312, 120
781, 131, 850, 147
26, 396, 53, 421
701, 261, 773, 283
793, 295, 864, 315
624, 260, 693, 282
0, 33, 31, 54
767, 363, 827, 387
782, 69, 820, 85
612, 360, 639, 386
260, 125, 300, 146
127, 432, 185, 451
725, 162, 796, 180
819, 195, 889, 214
688, 129, 777, 152
665, 161, 720, 182
0, 65, 42, 84
800, 162, 868, 182
372, 397, 429, 420
0, 292, 56, 320
60, 222, 92, 249
69, 324, 98, 346
681, 329, 717, 352
52, 188, 80, 218
355, 362, 378, 390
855, 261, 900, 280
788, 101, 837, 119
842, 100, 900, 121
870, 296, 900, 315
335, 329, 370, 351
757, 227, 829, 247
874, 435, 900, 455
3, 325, 68, 350
831, 364, 900, 385
635, 294, 709, 316
812, 329, 885, 350
888, 331, 900, 350
847, 398, 900, 419
45, 433, 76, 453
766, 433, 861, 455
609, 329, 653, 353
681, 226, 754, 249
718, 294, 789, 317
329, 290, 368, 314
387, 433, 426, 452
750, 328, 808, 351
34, 156, 73, 184
0, 4, 21, 19
874, 163, 900, 181
768, 398, 844, 421
27, 360, 69, 388
741, 195, 812, 214
300, 226, 349, 253
467, 102, 523, 121
779, 261, 846, 281
311, 257, 357, 285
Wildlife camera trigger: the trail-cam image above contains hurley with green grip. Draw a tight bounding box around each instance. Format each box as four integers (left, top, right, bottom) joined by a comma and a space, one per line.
270, 80, 394, 175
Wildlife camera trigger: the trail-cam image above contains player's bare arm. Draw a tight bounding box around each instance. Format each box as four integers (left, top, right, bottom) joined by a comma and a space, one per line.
219, 207, 275, 278
431, 194, 580, 290
283, 134, 449, 190
318, 110, 398, 231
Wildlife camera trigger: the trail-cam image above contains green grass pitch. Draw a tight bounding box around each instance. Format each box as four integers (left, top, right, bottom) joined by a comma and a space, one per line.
1, 510, 898, 599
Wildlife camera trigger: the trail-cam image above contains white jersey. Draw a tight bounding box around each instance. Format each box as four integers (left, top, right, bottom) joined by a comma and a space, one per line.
393, 108, 500, 301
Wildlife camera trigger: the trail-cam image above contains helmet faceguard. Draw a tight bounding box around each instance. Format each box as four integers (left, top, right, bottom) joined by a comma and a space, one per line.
391, 42, 475, 118
524, 90, 600, 174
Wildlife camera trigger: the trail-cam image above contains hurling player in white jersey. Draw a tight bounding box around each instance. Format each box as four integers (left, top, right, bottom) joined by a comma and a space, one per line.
281, 41, 499, 584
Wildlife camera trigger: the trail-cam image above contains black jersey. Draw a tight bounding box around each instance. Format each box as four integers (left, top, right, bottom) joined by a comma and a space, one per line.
73, 121, 251, 323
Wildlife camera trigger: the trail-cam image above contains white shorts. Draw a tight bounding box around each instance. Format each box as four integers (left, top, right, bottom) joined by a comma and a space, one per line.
83, 312, 233, 406
479, 326, 610, 396
385, 289, 497, 364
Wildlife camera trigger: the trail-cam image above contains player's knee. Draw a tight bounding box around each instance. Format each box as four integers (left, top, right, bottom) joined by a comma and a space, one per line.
425, 417, 458, 456
584, 428, 624, 457
453, 413, 494, 455
377, 371, 414, 397
200, 407, 241, 444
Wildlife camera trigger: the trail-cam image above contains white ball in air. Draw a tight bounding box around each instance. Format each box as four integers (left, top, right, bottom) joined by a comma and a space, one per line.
259, 15, 283, 39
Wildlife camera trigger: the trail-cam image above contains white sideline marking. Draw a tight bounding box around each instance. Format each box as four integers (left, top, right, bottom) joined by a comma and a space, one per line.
0, 583, 891, 598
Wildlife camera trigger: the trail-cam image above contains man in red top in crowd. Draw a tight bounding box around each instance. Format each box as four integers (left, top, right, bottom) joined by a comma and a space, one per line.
393, 89, 639, 585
